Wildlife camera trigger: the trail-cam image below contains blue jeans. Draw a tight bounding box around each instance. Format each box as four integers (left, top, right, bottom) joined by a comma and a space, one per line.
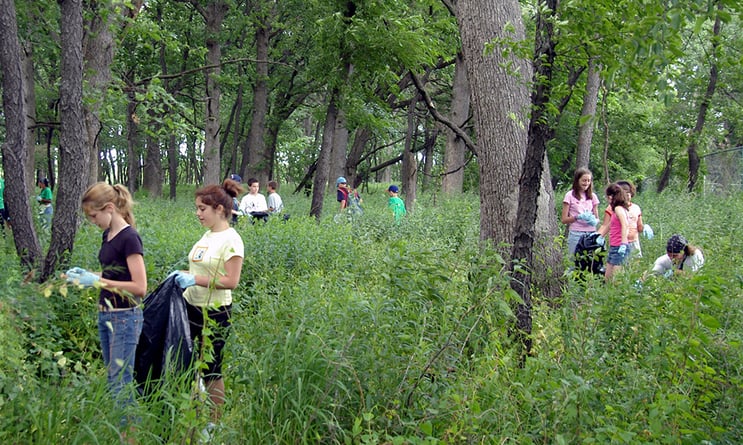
98, 307, 143, 407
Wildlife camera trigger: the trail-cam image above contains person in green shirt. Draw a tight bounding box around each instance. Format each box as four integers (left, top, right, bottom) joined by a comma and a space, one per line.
37, 177, 53, 228
387, 185, 406, 223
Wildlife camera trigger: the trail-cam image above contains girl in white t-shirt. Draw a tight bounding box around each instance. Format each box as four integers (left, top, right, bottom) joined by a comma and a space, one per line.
561, 168, 600, 255
172, 179, 244, 425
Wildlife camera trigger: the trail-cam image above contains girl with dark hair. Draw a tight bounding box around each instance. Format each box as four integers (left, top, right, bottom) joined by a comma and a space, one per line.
170, 179, 244, 429
561, 168, 600, 254
601, 183, 631, 280
652, 234, 704, 277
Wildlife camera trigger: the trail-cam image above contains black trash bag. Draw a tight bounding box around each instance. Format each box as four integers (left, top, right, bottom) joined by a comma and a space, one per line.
574, 232, 606, 276
134, 275, 193, 392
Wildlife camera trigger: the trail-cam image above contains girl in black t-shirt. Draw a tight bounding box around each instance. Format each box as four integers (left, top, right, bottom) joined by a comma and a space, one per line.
65, 182, 146, 425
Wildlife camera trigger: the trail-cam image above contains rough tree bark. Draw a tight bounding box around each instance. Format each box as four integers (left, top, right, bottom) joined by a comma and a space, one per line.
83, 0, 144, 184
457, 0, 531, 245
22, 42, 37, 192
243, 10, 271, 184
309, 93, 339, 219
41, 0, 90, 281
183, 0, 228, 185
0, 0, 43, 269
442, 52, 470, 195
575, 58, 600, 170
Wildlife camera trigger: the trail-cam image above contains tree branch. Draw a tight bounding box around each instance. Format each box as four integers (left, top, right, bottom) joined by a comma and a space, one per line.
410, 70, 479, 157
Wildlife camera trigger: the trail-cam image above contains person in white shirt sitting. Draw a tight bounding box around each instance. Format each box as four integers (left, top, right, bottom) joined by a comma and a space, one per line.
238, 178, 268, 223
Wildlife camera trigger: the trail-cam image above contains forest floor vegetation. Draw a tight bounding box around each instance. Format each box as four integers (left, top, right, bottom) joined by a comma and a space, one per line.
0, 186, 741, 444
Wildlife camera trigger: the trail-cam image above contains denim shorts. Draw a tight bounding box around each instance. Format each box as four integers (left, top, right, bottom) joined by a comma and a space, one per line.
607, 245, 629, 266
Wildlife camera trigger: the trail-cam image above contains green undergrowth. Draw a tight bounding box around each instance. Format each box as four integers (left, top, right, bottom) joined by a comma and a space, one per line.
0, 188, 741, 444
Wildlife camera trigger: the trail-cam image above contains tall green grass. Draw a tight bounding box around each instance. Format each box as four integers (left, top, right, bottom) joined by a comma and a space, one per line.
0, 188, 741, 444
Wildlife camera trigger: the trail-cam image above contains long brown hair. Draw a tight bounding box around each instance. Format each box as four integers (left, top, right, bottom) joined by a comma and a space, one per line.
195, 179, 244, 218
571, 168, 594, 200
81, 182, 136, 227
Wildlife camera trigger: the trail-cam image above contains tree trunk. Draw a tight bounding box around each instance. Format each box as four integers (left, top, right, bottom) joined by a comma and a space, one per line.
657, 154, 674, 193
442, 51, 470, 195
309, 92, 338, 219
575, 58, 600, 169
243, 15, 270, 184
168, 134, 178, 199
686, 6, 722, 192
457, 0, 530, 245
82, 0, 144, 185
422, 124, 438, 191
346, 126, 371, 186
402, 94, 419, 213
41, 0, 89, 281
0, 0, 43, 269
126, 92, 140, 191
143, 131, 163, 197
330, 109, 349, 191
22, 42, 38, 193
509, 0, 561, 360
201, 0, 228, 185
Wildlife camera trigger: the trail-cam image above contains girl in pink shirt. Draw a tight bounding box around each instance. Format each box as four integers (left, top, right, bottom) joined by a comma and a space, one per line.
603, 183, 630, 280
561, 168, 600, 255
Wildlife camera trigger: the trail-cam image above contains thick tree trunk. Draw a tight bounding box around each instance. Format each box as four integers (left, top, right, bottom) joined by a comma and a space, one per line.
143, 131, 163, 197
201, 0, 228, 185
576, 58, 600, 169
442, 52, 470, 195
41, 0, 90, 281
457, 0, 530, 245
0, 0, 43, 269
346, 126, 371, 186
309, 92, 338, 219
244, 17, 270, 184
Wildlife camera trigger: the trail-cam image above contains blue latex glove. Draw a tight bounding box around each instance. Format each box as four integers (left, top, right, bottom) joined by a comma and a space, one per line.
617, 243, 628, 256
594, 233, 605, 246
66, 267, 100, 287
577, 211, 599, 227
643, 224, 654, 240
171, 271, 196, 289
663, 269, 674, 279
